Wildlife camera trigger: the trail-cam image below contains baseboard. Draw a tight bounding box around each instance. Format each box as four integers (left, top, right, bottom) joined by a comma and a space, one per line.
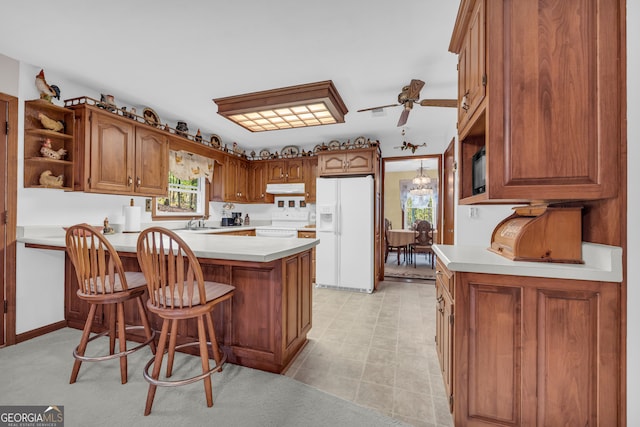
15, 320, 67, 344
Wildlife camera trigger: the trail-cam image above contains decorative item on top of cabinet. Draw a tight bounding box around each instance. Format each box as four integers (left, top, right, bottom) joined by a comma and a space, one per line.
34, 69, 60, 102
449, 0, 622, 204
23, 99, 75, 190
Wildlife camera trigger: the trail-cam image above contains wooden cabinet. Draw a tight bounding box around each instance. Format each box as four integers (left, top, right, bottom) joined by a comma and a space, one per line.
317, 148, 377, 176
266, 159, 303, 183
303, 158, 318, 202
437, 260, 621, 426
23, 100, 75, 190
223, 155, 249, 202
71, 104, 168, 197
297, 230, 316, 283
454, 0, 485, 132
216, 228, 255, 236
450, 0, 622, 203
435, 259, 454, 412
248, 161, 272, 203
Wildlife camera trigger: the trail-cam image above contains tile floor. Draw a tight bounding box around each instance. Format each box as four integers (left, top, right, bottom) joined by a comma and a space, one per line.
284, 278, 454, 427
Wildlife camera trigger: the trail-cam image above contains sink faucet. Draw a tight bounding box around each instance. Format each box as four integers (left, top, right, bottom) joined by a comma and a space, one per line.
187, 217, 197, 230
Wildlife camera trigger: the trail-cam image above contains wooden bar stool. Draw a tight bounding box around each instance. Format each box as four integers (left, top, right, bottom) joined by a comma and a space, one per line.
65, 223, 156, 385
136, 227, 235, 416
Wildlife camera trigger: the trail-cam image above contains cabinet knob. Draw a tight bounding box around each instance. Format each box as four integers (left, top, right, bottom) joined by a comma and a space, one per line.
136, 177, 141, 187
128, 176, 133, 186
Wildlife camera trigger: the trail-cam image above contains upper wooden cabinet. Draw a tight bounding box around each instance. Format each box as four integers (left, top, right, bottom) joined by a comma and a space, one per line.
224, 155, 249, 202
450, 0, 623, 203
248, 161, 273, 203
303, 157, 318, 203
266, 159, 303, 183
23, 100, 75, 190
454, 0, 485, 132
317, 148, 377, 177
71, 104, 168, 197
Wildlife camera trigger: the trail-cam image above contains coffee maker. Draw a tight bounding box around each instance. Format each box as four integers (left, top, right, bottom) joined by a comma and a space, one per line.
232, 212, 243, 226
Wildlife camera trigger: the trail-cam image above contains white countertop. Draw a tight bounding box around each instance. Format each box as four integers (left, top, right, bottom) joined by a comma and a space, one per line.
17, 226, 319, 263
432, 242, 622, 282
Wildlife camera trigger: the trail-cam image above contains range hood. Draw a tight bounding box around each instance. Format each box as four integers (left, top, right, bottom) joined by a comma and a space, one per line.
266, 183, 305, 194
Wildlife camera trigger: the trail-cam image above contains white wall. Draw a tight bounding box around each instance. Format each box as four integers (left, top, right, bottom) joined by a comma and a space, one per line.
0, 53, 19, 96
626, 2, 638, 424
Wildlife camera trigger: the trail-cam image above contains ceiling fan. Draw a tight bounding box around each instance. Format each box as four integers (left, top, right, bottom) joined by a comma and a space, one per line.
357, 79, 457, 127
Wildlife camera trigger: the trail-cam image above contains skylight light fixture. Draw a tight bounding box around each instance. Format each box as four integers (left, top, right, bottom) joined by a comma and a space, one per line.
213, 80, 348, 132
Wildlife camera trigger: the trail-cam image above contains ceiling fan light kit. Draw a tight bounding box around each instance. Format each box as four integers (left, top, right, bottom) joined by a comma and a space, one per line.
213, 80, 348, 132
357, 78, 457, 126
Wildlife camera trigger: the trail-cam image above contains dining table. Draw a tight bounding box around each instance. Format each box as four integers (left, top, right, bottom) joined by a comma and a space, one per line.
386, 229, 418, 265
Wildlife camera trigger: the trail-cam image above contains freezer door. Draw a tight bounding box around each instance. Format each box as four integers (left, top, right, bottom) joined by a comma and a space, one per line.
337, 176, 374, 292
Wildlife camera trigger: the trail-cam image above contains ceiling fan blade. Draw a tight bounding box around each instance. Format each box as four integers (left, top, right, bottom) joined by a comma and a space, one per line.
407, 79, 425, 100
419, 99, 458, 108
357, 103, 400, 113
397, 108, 410, 127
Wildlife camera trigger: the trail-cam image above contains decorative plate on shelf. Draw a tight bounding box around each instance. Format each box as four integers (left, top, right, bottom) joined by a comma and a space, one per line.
210, 134, 221, 148
328, 140, 340, 150
260, 149, 271, 160
281, 145, 299, 158
313, 144, 322, 153
354, 136, 366, 148
142, 108, 161, 127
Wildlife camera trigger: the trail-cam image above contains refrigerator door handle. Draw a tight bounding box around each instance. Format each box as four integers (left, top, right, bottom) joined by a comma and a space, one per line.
336, 205, 340, 235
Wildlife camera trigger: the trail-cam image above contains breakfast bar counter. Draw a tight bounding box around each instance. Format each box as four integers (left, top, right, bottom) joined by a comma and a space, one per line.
19, 229, 319, 374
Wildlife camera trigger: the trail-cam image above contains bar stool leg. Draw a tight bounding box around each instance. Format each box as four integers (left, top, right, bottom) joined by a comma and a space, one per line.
145, 318, 170, 416
70, 303, 97, 384
166, 320, 179, 377
197, 316, 213, 407
116, 302, 128, 384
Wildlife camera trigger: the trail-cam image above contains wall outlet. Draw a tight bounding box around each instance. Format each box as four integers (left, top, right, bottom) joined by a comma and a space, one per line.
145, 199, 152, 212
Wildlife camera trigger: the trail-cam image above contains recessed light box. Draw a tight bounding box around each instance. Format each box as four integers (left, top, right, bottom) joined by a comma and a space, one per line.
213, 80, 348, 132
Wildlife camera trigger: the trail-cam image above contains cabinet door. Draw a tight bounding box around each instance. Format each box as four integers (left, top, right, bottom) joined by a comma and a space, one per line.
236, 160, 248, 202
286, 159, 303, 182
135, 127, 168, 196
266, 161, 286, 183
455, 272, 621, 426
463, 0, 485, 127
223, 157, 239, 201
317, 152, 346, 176
303, 158, 318, 202
490, 0, 620, 201
89, 111, 135, 194
344, 151, 374, 174
248, 162, 272, 203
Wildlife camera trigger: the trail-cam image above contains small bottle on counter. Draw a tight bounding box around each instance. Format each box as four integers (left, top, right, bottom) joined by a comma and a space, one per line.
244, 214, 250, 225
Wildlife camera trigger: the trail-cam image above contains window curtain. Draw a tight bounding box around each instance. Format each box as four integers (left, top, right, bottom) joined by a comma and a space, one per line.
169, 150, 213, 182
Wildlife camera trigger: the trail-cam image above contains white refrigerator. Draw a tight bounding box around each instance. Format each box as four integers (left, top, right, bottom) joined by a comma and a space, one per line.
315, 176, 374, 293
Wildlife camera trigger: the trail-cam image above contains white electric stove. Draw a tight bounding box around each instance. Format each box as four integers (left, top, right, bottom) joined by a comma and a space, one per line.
255, 211, 309, 238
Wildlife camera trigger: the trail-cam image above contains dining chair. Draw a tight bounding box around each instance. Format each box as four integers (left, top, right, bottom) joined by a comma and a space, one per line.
136, 227, 235, 416
65, 223, 156, 385
411, 220, 435, 268
384, 218, 407, 264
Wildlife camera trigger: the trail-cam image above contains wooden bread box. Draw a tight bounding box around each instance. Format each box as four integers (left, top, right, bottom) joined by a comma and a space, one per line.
489, 205, 583, 263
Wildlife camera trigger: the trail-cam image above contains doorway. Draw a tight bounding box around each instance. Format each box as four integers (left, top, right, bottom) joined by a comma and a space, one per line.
1, 92, 18, 347
382, 155, 442, 281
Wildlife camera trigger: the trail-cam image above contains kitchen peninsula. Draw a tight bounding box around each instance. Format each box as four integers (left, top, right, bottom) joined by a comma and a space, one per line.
19, 229, 318, 374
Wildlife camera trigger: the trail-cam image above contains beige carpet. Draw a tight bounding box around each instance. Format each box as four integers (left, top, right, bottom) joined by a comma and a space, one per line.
0, 328, 409, 427
384, 252, 436, 280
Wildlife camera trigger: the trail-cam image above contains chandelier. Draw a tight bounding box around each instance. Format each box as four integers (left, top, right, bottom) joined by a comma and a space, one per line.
410, 161, 432, 196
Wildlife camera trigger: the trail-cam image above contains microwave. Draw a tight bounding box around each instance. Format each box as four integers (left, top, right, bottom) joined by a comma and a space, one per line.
472, 146, 486, 195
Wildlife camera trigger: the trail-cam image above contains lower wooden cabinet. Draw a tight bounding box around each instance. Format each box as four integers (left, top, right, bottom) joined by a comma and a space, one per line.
436, 261, 621, 426
297, 230, 316, 283
64, 248, 313, 373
